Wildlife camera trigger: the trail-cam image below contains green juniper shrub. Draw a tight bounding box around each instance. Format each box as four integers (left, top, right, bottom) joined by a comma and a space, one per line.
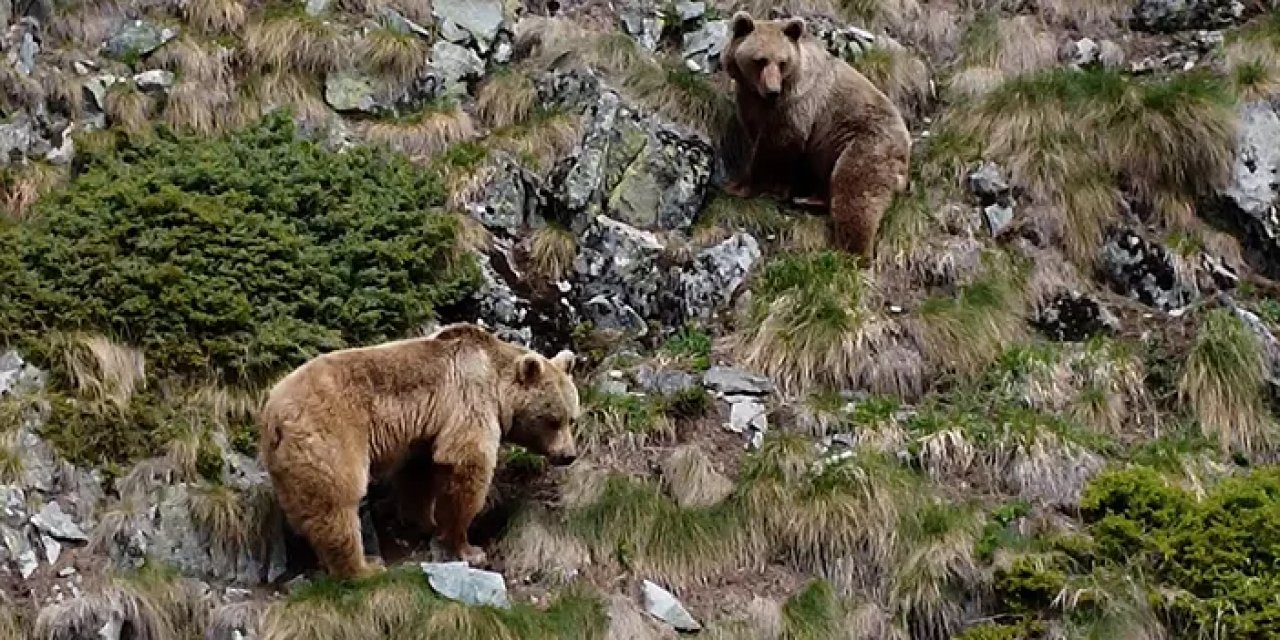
0, 112, 478, 388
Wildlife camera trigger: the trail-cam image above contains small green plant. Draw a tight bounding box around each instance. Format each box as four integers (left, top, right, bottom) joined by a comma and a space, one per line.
661, 326, 713, 371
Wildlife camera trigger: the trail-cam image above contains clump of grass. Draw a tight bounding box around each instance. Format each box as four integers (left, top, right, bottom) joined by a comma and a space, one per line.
243, 12, 345, 75
660, 445, 734, 509
53, 333, 147, 413
566, 474, 752, 587
621, 59, 734, 135
263, 568, 606, 639
476, 70, 539, 129
485, 110, 581, 173
661, 326, 713, 371
497, 510, 591, 585
1037, 0, 1132, 31
735, 251, 926, 398
184, 0, 248, 35
1178, 308, 1276, 456
34, 564, 208, 640
528, 224, 578, 281
1, 163, 64, 222
578, 388, 675, 449
240, 71, 331, 123
942, 68, 1237, 263
1224, 36, 1280, 100
918, 257, 1027, 380
359, 27, 431, 86
104, 84, 157, 136
890, 500, 986, 640
695, 195, 789, 240
362, 101, 478, 162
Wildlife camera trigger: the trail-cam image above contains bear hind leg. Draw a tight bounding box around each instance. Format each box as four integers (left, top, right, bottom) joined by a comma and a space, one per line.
430, 456, 494, 566
829, 139, 908, 260
296, 506, 380, 580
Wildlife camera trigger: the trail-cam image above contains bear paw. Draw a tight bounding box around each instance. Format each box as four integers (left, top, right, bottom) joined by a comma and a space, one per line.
458, 544, 488, 567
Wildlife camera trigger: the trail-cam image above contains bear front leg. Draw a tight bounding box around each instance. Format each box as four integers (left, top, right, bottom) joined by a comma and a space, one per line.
724, 134, 762, 198
431, 454, 495, 566
296, 505, 381, 580
828, 137, 908, 260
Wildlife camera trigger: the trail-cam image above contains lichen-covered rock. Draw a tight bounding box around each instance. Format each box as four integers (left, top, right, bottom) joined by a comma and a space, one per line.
682, 19, 728, 73
535, 67, 603, 115
433, 0, 505, 54
1131, 0, 1245, 32
323, 69, 441, 116
618, 0, 664, 52
0, 114, 36, 166
669, 232, 761, 324
465, 154, 549, 236
548, 89, 714, 233
103, 19, 177, 60
471, 247, 535, 346
132, 69, 174, 93
1100, 229, 1196, 311
432, 40, 486, 95
1033, 291, 1119, 341
573, 215, 664, 335
1222, 101, 1280, 261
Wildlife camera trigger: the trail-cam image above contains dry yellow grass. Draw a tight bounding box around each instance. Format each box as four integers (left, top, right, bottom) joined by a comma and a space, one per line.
528, 225, 578, 281
165, 79, 240, 135
105, 84, 157, 136
1, 163, 64, 222
1037, 0, 1132, 32
497, 511, 591, 584
485, 112, 581, 173
1179, 308, 1277, 456
362, 105, 477, 162
942, 68, 1237, 264
660, 445, 735, 509
241, 71, 332, 124
54, 333, 147, 412
184, 0, 248, 34
244, 14, 346, 75
34, 568, 208, 640
151, 36, 234, 84
360, 27, 431, 85
476, 70, 539, 129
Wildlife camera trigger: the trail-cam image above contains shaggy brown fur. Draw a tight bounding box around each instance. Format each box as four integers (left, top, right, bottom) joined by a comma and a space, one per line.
258, 323, 580, 579
724, 12, 911, 259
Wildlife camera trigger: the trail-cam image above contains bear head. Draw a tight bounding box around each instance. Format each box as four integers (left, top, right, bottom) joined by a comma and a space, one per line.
505, 349, 581, 466
726, 12, 807, 101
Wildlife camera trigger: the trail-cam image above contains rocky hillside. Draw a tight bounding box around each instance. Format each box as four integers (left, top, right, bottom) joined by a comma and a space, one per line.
4, 0, 1280, 638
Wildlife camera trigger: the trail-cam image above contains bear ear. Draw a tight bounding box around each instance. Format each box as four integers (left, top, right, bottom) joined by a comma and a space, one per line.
783, 17, 805, 42
550, 350, 576, 374
731, 11, 755, 39
516, 354, 545, 385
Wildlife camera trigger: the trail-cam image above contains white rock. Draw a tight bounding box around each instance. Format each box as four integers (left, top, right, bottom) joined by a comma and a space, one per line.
422, 561, 511, 609
641, 580, 700, 632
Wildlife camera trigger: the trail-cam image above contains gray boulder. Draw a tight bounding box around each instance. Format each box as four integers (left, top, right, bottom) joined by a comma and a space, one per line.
671, 232, 761, 324
703, 366, 774, 397
323, 69, 441, 116
103, 19, 177, 60
0, 114, 35, 166
682, 19, 728, 73
132, 69, 175, 93
573, 215, 664, 335
1099, 229, 1196, 311
433, 0, 504, 54
1222, 101, 1280, 256
422, 561, 511, 608
432, 40, 485, 95
1132, 0, 1245, 32
549, 89, 714, 233
465, 154, 549, 236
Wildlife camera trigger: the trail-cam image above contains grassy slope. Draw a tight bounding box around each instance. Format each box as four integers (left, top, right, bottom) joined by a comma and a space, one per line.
5, 0, 1280, 639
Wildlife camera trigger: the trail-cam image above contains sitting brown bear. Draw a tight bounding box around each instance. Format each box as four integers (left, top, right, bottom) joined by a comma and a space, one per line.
723, 12, 912, 259
258, 323, 580, 579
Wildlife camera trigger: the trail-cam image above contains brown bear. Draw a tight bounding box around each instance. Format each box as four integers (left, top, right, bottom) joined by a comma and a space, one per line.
257, 322, 580, 579
723, 12, 912, 259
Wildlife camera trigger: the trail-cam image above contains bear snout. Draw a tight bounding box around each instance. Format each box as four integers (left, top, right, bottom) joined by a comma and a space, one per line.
548, 452, 578, 466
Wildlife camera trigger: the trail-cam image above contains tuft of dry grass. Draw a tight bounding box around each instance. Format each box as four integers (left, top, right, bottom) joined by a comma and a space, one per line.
359, 27, 431, 86
40, 67, 86, 118
734, 251, 928, 399
164, 79, 241, 136
184, 0, 248, 35
105, 84, 158, 136
660, 445, 735, 509
243, 13, 346, 75
497, 510, 591, 585
151, 36, 234, 84
622, 60, 735, 136
1, 163, 64, 222
1225, 37, 1280, 100
528, 224, 578, 281
485, 111, 581, 173
918, 255, 1027, 379
942, 68, 1237, 264
476, 70, 539, 130
53, 333, 147, 413
241, 71, 332, 124
208, 601, 265, 640
1179, 308, 1277, 457
890, 501, 985, 640
34, 567, 208, 640
46, 1, 123, 49
1037, 0, 1132, 32
187, 483, 258, 564
362, 103, 478, 162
